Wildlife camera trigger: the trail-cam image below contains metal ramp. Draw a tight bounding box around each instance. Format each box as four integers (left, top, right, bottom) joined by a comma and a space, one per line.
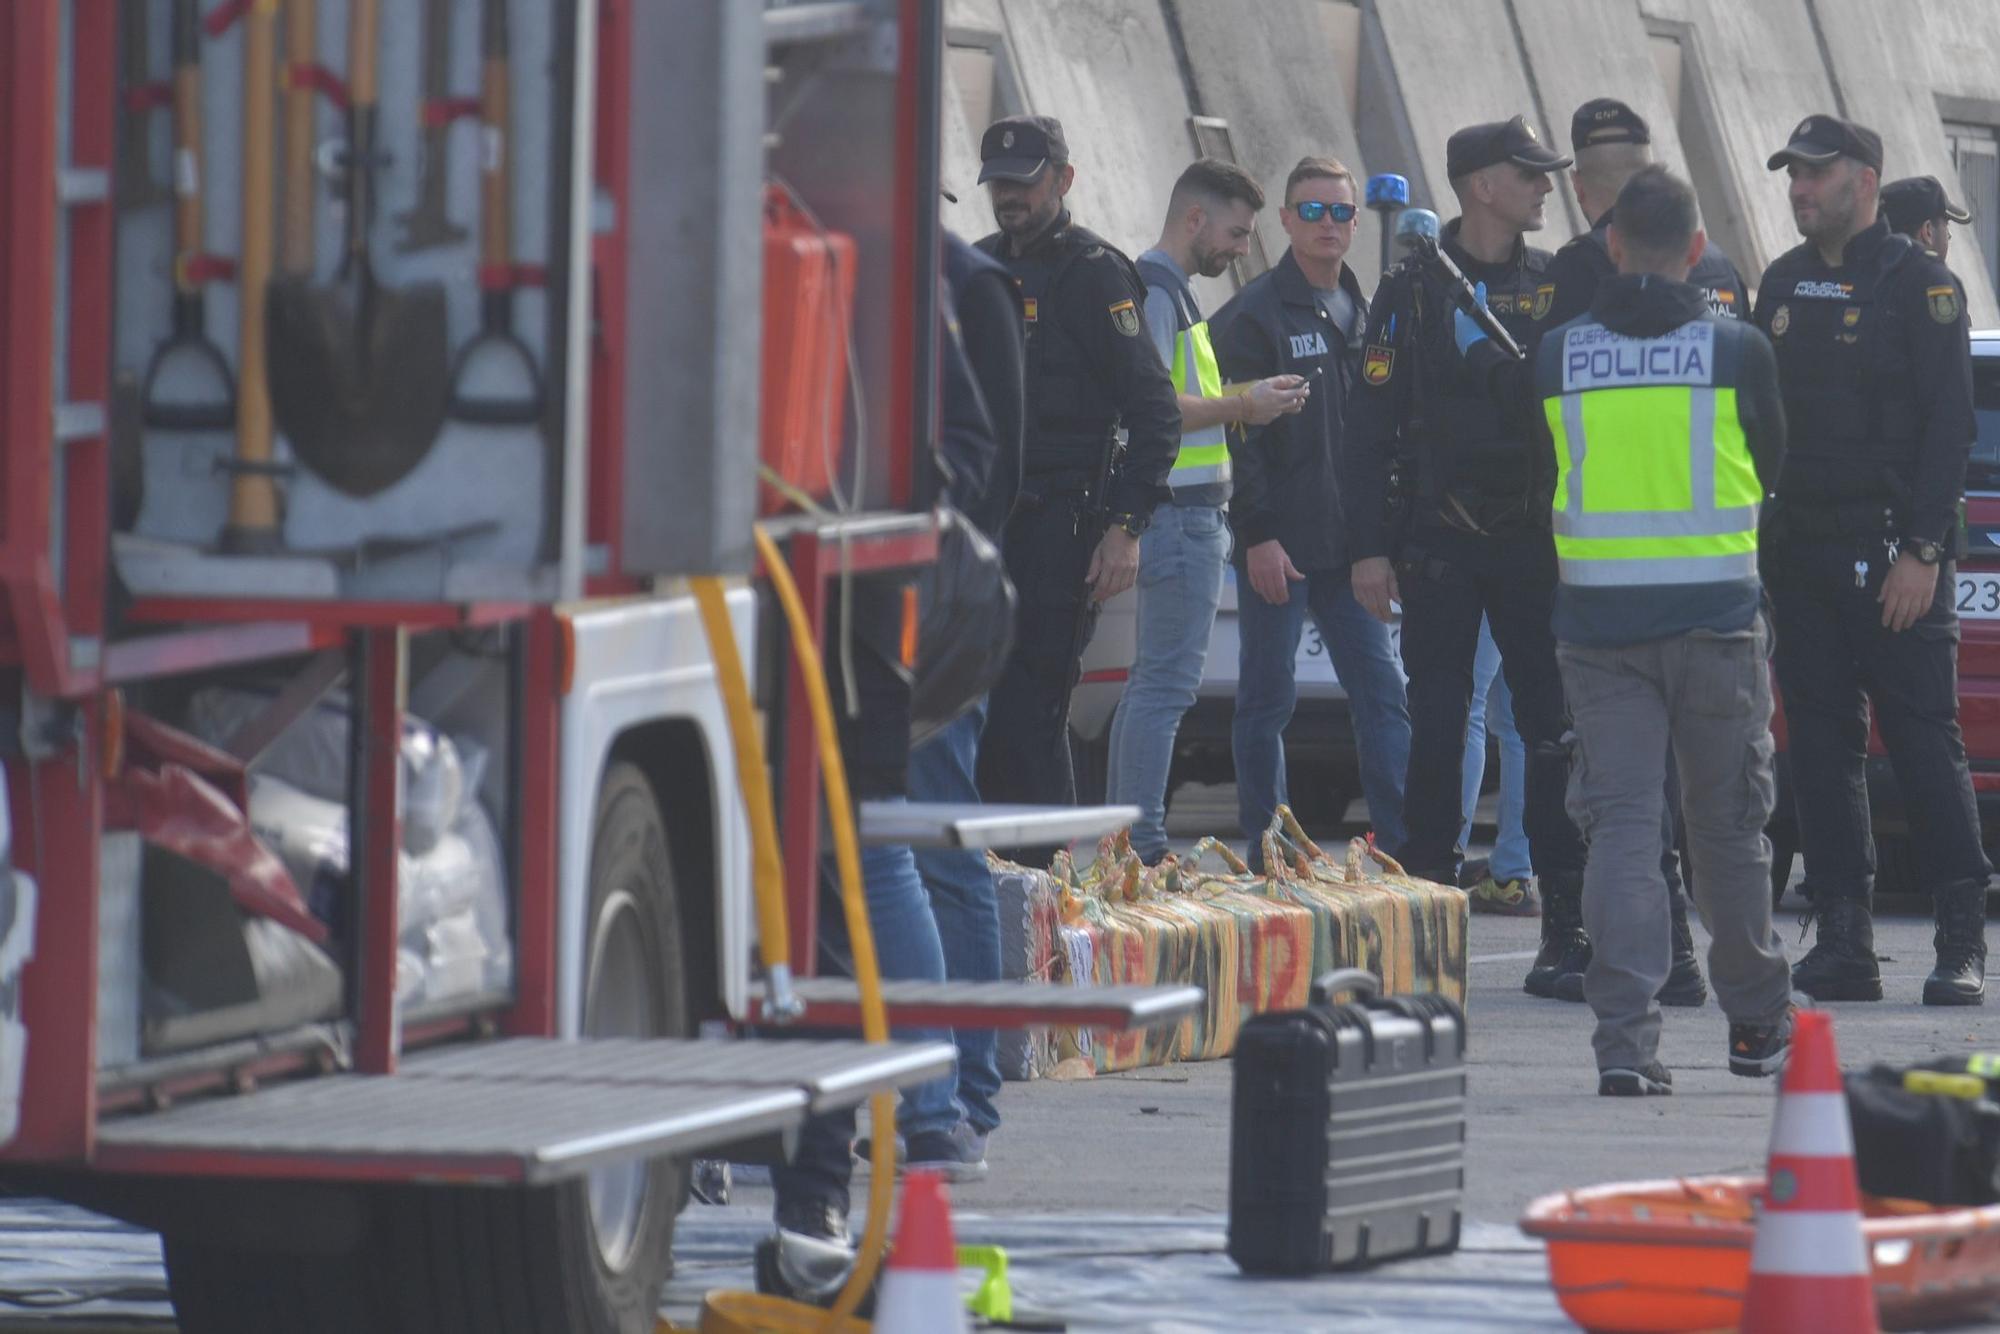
90, 1037, 954, 1186
749, 979, 1206, 1030
857, 800, 1141, 849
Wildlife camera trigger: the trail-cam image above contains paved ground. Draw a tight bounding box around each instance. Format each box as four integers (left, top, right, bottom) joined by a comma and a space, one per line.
931, 781, 1988, 1225
6, 780, 1993, 1329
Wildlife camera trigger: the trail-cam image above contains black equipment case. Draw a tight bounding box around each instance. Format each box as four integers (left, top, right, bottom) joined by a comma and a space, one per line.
1227, 968, 1467, 1273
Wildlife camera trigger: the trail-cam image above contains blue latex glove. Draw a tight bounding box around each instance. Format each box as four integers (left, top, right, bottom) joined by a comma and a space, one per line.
1453, 281, 1490, 355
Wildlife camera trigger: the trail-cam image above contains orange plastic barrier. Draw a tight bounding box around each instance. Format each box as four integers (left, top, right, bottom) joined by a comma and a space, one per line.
759, 186, 857, 516
1520, 1175, 2000, 1333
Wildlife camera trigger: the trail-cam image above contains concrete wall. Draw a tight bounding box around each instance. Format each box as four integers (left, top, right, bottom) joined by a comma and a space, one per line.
939, 0, 2000, 324
1508, 0, 1685, 223
1168, 0, 1379, 290
1809, 0, 2000, 324
1364, 0, 1580, 249
1634, 0, 1837, 281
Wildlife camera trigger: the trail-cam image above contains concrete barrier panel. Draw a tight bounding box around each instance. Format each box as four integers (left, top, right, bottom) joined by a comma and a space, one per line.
1811, 0, 2000, 325
1365, 0, 1579, 249
1638, 0, 1838, 280
1510, 0, 1687, 221
1167, 0, 1384, 292
979, 0, 1197, 267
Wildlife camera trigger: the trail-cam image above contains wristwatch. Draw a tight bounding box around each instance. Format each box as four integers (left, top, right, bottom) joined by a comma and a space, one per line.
1902, 537, 1943, 565
1110, 512, 1149, 539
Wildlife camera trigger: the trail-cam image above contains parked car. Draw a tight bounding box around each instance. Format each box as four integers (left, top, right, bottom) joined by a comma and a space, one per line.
1069, 562, 1403, 829
1767, 329, 2000, 901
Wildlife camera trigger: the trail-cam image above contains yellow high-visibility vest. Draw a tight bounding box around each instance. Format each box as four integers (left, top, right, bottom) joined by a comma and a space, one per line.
1543, 320, 1760, 587
1169, 319, 1231, 487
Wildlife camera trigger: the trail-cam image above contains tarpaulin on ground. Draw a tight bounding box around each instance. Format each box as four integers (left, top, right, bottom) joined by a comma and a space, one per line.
997, 810, 1469, 1076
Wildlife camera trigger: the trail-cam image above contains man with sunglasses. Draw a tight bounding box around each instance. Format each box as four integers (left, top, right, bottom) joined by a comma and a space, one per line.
1208, 157, 1412, 866
972, 115, 1181, 831
1344, 115, 1592, 1000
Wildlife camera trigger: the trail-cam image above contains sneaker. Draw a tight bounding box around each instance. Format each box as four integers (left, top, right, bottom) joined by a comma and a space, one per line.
905, 1123, 990, 1184
1728, 1006, 1796, 1078
1599, 1062, 1674, 1097
1468, 874, 1542, 917
850, 1133, 905, 1169
691, 1158, 732, 1206
757, 1198, 865, 1309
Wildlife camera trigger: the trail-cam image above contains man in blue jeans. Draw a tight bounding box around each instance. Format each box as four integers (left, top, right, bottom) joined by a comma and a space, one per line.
1461, 616, 1539, 914
1109, 159, 1308, 863
1208, 156, 1411, 866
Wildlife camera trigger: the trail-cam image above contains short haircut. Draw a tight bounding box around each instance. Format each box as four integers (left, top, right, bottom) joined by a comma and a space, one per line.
1169, 157, 1266, 216
1610, 164, 1698, 258
1573, 141, 1652, 194
1284, 155, 1356, 206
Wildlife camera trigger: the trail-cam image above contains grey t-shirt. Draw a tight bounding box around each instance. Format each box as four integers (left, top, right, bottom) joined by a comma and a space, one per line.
1317, 285, 1363, 345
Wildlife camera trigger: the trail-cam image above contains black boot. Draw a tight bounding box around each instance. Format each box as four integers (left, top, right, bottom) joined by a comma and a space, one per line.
1791, 898, 1882, 1002
1526, 876, 1591, 1001
1657, 888, 1708, 1007
1924, 882, 1988, 1007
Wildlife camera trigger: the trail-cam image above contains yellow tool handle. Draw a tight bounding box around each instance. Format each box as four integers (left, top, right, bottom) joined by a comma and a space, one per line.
1903, 1069, 1989, 1100
280, 0, 318, 275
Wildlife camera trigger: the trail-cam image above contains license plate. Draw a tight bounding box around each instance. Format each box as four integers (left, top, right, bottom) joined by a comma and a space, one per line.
1956, 572, 2000, 619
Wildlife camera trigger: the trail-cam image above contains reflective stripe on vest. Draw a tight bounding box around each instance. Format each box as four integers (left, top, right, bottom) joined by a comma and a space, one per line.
1545, 321, 1760, 588
1169, 319, 1231, 487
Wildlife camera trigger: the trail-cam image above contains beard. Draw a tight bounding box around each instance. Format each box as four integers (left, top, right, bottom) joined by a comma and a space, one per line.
1191, 241, 1236, 278
997, 194, 1060, 241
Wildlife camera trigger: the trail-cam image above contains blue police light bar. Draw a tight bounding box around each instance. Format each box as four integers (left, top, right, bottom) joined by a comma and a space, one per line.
1394, 208, 1441, 247
1365, 173, 1409, 211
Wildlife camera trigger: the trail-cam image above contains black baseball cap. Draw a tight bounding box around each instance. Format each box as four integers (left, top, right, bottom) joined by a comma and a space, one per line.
1446, 115, 1572, 179
1881, 175, 1972, 230
1571, 98, 1650, 152
1767, 114, 1884, 172
978, 115, 1068, 184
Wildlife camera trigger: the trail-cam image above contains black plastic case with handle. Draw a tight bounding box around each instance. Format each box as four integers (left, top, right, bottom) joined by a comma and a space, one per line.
1227, 967, 1468, 1273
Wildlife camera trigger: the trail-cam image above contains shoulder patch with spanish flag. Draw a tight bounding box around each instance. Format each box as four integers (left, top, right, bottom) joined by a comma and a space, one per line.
1109, 298, 1140, 337
1929, 284, 1961, 324
1022, 297, 1038, 323
1363, 344, 1395, 385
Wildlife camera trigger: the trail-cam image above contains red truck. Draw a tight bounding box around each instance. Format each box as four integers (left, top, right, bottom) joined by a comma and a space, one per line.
0, 4, 1186, 1331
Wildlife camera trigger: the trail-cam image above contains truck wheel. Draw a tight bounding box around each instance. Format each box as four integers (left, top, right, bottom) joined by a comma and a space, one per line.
164, 1233, 374, 1334
166, 763, 693, 1334
562, 760, 694, 1326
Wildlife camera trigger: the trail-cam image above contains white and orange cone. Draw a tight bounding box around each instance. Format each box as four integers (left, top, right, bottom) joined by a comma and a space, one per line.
874, 1168, 969, 1334
1739, 1008, 1879, 1333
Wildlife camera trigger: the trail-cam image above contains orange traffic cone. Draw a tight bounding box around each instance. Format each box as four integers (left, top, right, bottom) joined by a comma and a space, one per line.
873, 1168, 969, 1334
1739, 1008, 1878, 1333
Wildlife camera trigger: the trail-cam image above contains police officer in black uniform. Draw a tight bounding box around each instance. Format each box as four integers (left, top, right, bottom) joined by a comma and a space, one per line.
1345, 115, 1592, 1000
1543, 96, 1753, 1010
1882, 174, 1973, 264
1755, 114, 1990, 1006
972, 115, 1180, 818
1545, 99, 1749, 324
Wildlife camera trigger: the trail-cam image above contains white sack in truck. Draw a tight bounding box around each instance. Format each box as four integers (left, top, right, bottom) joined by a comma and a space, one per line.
187, 687, 482, 854
246, 773, 512, 1006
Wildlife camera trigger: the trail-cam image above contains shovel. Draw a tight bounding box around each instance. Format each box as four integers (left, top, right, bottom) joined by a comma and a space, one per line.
267, 0, 449, 498
447, 0, 541, 425
221, 0, 280, 552
141, 0, 237, 436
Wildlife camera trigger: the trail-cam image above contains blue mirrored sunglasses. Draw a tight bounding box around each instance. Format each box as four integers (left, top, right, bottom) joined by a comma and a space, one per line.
1292, 200, 1358, 223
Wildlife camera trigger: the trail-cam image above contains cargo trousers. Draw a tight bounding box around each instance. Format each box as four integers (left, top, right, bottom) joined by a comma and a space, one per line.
1558, 617, 1793, 1071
